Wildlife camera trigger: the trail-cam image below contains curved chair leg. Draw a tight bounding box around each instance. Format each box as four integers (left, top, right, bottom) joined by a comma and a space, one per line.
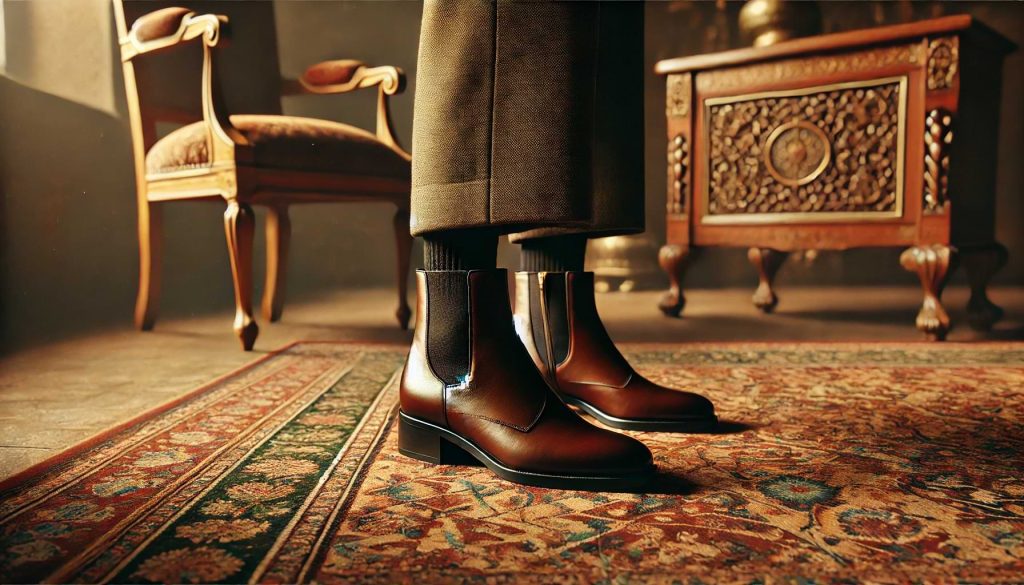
393, 206, 413, 330
224, 201, 259, 350
135, 201, 162, 330
262, 204, 291, 322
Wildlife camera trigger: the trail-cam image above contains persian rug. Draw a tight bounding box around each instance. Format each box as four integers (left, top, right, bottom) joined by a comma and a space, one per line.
1, 341, 1023, 584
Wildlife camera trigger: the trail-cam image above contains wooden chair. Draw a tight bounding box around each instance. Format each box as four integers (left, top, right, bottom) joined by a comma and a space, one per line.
112, 1, 413, 350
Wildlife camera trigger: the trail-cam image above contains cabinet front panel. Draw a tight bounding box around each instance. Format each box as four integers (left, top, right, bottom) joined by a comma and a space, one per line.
701, 77, 908, 225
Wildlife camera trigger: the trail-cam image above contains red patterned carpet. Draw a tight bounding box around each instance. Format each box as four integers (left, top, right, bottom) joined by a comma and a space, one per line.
0, 341, 1022, 583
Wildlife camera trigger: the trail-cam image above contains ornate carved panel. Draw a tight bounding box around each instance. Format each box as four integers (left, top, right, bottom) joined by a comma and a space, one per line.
926, 36, 959, 91
666, 73, 691, 117
704, 77, 906, 222
923, 109, 953, 214
667, 134, 689, 214
696, 44, 922, 93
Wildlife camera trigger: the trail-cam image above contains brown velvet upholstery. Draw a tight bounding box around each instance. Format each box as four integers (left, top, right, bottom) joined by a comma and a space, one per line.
146, 115, 410, 178
132, 6, 193, 42
303, 59, 366, 87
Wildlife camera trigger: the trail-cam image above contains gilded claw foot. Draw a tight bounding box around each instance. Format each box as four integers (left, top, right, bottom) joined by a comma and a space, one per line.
748, 248, 788, 314
658, 244, 693, 317
915, 297, 952, 341
900, 244, 957, 341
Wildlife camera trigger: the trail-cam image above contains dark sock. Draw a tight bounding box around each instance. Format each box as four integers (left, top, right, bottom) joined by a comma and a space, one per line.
519, 234, 588, 272
423, 230, 498, 271
421, 230, 498, 384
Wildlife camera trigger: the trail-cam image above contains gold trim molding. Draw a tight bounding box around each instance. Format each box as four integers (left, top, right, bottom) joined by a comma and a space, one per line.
667, 134, 689, 215
926, 36, 959, 91
696, 44, 921, 93
666, 73, 691, 118
923, 108, 953, 214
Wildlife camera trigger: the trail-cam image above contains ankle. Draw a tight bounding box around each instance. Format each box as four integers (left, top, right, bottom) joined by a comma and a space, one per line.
424, 230, 498, 271
519, 235, 587, 272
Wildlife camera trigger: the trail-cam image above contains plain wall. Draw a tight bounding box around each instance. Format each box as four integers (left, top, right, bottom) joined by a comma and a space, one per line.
1, 0, 1021, 352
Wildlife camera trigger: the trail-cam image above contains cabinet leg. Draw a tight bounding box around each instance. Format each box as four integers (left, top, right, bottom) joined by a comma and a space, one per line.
961, 242, 1008, 331
658, 244, 693, 317
900, 244, 957, 341
747, 248, 788, 313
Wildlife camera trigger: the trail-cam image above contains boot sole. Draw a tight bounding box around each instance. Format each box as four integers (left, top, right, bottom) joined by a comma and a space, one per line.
397, 411, 654, 492
562, 395, 719, 433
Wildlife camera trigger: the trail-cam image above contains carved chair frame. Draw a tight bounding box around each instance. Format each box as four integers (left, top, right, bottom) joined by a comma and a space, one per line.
113, 1, 413, 350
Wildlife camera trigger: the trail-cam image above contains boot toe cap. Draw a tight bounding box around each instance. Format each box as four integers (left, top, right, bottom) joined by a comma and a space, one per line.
533, 421, 654, 477
599, 431, 655, 475
636, 378, 716, 420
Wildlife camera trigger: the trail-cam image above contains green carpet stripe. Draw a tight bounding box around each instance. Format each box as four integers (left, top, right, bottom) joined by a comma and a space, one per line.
107, 351, 403, 584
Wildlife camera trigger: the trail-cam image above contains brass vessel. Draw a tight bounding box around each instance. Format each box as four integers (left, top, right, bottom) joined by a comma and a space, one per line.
586, 235, 663, 293
738, 0, 822, 47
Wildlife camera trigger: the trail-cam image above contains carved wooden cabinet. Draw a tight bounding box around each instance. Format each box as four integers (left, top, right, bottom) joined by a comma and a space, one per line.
655, 15, 1015, 340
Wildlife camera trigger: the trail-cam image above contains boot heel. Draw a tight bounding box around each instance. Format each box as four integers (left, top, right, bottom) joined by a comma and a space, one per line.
398, 412, 480, 466
398, 413, 443, 464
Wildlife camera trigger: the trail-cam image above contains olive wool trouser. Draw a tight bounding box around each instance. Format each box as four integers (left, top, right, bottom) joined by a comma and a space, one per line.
410, 1, 645, 243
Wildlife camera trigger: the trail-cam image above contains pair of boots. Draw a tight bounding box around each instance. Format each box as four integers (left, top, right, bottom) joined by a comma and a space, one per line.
399, 269, 716, 490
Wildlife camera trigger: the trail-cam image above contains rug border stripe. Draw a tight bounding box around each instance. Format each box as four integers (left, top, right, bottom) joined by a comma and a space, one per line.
0, 340, 409, 493
45, 360, 359, 584
82, 360, 370, 585
299, 400, 400, 583
248, 368, 401, 584
0, 356, 302, 525
0, 341, 290, 493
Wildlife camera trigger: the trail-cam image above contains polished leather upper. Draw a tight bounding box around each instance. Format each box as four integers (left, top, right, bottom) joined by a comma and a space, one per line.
516, 271, 715, 422
400, 270, 653, 475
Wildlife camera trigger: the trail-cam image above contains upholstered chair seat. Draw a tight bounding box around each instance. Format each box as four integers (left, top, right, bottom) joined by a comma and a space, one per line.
146, 115, 410, 179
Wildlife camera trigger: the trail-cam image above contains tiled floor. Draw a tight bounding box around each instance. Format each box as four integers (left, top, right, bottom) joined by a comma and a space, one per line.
1, 285, 1021, 480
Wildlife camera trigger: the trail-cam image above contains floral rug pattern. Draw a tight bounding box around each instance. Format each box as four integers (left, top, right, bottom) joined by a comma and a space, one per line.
1, 342, 1022, 584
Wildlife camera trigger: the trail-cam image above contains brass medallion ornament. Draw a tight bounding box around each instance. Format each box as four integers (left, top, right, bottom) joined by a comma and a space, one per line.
764, 121, 831, 186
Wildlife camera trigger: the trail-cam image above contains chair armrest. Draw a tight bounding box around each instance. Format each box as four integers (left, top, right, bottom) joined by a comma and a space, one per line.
119, 7, 228, 61
299, 59, 405, 96
298, 59, 410, 160
119, 6, 248, 174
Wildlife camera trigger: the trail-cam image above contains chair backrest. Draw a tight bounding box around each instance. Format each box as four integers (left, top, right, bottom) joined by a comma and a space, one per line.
112, 0, 284, 154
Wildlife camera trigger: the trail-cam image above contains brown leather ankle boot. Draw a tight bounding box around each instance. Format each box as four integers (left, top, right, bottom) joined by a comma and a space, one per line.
399, 269, 654, 490
514, 271, 718, 433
